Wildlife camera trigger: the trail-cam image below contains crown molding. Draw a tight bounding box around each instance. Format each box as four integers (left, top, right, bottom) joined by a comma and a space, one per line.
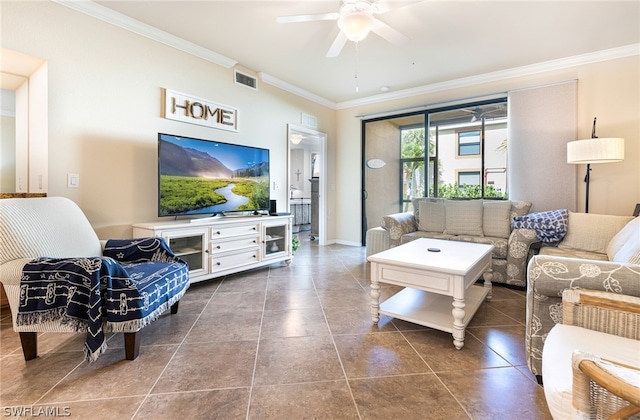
253, 44, 640, 110
258, 72, 337, 109
49, 0, 638, 111
51, 0, 237, 68
336, 43, 640, 110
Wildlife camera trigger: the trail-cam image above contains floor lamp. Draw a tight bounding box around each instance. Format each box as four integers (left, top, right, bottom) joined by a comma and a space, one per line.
567, 118, 624, 213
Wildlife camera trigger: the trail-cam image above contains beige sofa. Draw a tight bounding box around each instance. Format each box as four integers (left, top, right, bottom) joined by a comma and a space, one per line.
366, 198, 537, 287
525, 212, 640, 382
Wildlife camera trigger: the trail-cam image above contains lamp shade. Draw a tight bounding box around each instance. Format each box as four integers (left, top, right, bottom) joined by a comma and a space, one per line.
567, 137, 624, 164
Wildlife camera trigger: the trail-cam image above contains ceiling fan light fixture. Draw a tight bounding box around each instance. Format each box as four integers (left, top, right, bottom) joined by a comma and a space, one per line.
338, 11, 375, 42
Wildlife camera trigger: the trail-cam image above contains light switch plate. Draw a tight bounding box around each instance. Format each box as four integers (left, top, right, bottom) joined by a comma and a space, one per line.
67, 173, 79, 188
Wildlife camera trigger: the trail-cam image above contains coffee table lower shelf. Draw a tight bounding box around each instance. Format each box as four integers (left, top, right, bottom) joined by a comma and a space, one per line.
379, 285, 489, 334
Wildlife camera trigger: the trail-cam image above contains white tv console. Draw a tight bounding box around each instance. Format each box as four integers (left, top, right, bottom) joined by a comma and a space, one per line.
132, 214, 293, 283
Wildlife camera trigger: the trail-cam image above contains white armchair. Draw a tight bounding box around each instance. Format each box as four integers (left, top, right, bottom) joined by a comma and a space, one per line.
0, 197, 190, 362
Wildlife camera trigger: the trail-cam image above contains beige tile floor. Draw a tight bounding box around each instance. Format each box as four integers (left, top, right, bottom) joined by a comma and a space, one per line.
0, 235, 552, 419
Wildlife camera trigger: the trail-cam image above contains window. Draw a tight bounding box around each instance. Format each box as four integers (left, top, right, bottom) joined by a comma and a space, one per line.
458, 130, 480, 156
401, 125, 427, 211
457, 171, 481, 186
362, 98, 507, 244
428, 100, 508, 199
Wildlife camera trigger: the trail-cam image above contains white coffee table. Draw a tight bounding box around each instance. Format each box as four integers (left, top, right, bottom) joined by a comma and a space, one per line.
368, 238, 494, 350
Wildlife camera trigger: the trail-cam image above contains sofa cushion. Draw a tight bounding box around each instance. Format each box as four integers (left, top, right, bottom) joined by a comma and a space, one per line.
559, 212, 634, 254
510, 201, 533, 219
607, 217, 640, 262
455, 235, 508, 259
511, 209, 569, 243
483, 201, 512, 239
381, 212, 417, 247
610, 219, 640, 264
539, 246, 609, 261
417, 199, 446, 232
444, 199, 484, 236
613, 239, 640, 264
400, 231, 454, 244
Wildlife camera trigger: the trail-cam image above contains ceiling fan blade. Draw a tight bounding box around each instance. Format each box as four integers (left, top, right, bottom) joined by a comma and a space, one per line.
371, 19, 409, 45
372, 0, 424, 14
326, 31, 348, 58
276, 12, 340, 24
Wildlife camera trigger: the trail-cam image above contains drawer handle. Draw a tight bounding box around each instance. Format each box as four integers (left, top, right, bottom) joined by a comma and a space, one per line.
216, 262, 221, 266
216, 231, 221, 235
253, 240, 256, 243
216, 245, 221, 249
252, 227, 256, 230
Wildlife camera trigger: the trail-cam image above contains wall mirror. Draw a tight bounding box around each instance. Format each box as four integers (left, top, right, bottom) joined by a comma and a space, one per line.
1, 48, 48, 195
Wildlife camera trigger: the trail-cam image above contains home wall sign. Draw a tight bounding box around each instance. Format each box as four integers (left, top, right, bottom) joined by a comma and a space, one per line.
162, 88, 239, 132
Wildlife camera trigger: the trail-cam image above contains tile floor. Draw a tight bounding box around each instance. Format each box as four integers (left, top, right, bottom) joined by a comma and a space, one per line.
0, 235, 552, 419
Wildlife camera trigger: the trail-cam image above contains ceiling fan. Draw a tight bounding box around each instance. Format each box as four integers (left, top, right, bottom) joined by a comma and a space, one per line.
461, 104, 508, 122
276, 0, 422, 58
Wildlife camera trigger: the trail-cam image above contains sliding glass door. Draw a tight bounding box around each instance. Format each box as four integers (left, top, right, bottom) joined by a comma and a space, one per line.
362, 113, 425, 242
362, 99, 507, 245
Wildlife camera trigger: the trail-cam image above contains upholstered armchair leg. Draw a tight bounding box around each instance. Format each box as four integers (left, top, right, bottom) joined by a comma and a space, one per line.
170, 301, 179, 315
19, 332, 38, 361
124, 332, 140, 360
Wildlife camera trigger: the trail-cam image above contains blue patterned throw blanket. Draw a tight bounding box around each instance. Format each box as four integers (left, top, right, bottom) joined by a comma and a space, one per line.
511, 209, 569, 243
17, 238, 189, 362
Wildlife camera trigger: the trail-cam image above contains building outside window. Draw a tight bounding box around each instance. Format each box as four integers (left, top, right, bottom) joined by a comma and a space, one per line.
457, 130, 481, 156
457, 170, 481, 187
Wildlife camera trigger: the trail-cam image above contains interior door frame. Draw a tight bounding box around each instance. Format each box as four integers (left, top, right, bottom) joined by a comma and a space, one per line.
287, 124, 327, 246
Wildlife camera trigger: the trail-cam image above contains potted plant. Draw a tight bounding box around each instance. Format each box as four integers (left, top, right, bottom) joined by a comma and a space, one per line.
291, 235, 301, 255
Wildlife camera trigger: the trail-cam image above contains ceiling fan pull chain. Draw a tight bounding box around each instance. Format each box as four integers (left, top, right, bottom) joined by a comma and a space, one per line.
354, 41, 360, 93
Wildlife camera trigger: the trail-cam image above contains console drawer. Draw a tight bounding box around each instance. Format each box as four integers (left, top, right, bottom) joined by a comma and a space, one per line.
210, 223, 259, 239
210, 249, 259, 273
210, 235, 260, 254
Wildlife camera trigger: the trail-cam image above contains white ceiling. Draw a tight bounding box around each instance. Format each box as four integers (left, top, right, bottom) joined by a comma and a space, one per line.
74, 1, 639, 106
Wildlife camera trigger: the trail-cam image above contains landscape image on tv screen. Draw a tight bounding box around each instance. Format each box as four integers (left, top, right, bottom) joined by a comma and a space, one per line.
158, 133, 270, 216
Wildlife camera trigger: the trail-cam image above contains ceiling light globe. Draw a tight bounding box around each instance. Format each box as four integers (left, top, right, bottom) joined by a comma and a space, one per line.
338, 11, 375, 42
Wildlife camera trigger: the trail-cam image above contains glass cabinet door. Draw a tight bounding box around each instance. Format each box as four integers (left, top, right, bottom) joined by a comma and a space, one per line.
163, 229, 208, 279
263, 221, 289, 259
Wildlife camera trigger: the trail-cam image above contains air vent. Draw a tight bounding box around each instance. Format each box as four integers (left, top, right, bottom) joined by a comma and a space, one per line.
301, 112, 318, 128
234, 70, 257, 90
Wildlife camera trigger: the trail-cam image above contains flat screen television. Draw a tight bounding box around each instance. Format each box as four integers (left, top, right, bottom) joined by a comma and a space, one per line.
158, 133, 270, 217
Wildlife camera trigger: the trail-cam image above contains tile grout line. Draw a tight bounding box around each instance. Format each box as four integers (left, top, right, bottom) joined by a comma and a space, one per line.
244, 268, 271, 420
317, 245, 364, 420
129, 279, 223, 420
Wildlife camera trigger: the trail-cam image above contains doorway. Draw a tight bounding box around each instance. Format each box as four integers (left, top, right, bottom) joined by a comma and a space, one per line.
287, 124, 327, 246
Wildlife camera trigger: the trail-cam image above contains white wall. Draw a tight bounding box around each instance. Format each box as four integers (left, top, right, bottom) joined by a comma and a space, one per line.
1, 1, 336, 239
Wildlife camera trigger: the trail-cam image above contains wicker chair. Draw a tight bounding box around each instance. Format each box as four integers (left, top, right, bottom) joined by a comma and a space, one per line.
572, 351, 640, 419
542, 289, 640, 419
